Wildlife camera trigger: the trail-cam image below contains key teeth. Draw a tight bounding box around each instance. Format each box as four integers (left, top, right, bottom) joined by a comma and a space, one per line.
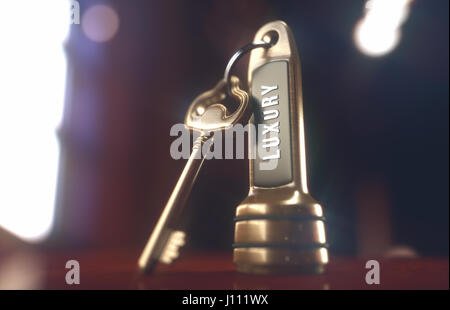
159, 231, 186, 264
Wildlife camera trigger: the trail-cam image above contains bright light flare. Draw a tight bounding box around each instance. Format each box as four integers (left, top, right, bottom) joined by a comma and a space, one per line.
0, 1, 71, 242
354, 0, 412, 57
320, 248, 329, 264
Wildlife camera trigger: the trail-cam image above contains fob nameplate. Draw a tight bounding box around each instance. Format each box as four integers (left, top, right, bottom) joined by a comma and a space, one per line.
252, 60, 293, 187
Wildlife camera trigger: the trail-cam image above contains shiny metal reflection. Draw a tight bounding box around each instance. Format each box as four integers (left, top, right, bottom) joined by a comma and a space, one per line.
233, 21, 328, 274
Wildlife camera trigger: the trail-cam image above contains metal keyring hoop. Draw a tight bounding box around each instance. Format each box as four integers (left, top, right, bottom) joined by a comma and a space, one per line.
223, 41, 272, 91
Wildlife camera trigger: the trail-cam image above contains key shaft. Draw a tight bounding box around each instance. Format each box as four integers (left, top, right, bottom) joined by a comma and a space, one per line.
138, 134, 210, 272
138, 75, 249, 274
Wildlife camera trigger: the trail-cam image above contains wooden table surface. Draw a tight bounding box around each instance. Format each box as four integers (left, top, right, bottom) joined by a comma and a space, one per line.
0, 249, 447, 290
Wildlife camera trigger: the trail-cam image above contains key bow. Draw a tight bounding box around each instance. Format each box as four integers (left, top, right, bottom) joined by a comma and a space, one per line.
185, 76, 249, 132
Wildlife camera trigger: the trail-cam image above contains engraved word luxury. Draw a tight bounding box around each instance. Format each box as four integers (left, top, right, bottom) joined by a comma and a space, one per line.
260, 85, 281, 161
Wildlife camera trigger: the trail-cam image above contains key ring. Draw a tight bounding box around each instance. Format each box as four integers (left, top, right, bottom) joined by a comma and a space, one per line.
184, 38, 278, 133
223, 40, 273, 93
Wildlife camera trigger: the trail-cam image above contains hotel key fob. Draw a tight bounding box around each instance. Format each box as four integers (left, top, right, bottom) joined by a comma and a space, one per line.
233, 21, 329, 274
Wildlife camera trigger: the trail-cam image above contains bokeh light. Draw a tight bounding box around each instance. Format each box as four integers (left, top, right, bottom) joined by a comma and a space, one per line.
82, 4, 120, 43
354, 0, 412, 57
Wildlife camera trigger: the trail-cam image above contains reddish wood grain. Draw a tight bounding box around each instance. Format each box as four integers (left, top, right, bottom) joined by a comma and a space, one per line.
0, 249, 446, 289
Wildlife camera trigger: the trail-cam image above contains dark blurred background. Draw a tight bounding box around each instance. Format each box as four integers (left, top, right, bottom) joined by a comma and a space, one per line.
1, 0, 448, 258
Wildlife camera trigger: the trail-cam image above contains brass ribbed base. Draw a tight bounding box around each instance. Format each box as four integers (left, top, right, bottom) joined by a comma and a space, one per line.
233, 247, 328, 275
232, 188, 329, 275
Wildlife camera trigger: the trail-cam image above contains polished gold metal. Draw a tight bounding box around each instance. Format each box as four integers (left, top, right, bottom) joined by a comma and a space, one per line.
185, 77, 249, 132
138, 134, 208, 273
138, 76, 249, 273
233, 21, 329, 274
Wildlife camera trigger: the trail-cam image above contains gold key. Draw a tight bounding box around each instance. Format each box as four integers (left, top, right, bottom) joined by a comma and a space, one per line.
137, 76, 249, 273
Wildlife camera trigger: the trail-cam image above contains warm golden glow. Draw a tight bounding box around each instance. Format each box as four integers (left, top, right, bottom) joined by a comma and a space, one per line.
253, 248, 269, 263
299, 117, 309, 193
320, 248, 329, 264
285, 190, 300, 204
317, 221, 326, 244
196, 106, 205, 115
314, 203, 323, 217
